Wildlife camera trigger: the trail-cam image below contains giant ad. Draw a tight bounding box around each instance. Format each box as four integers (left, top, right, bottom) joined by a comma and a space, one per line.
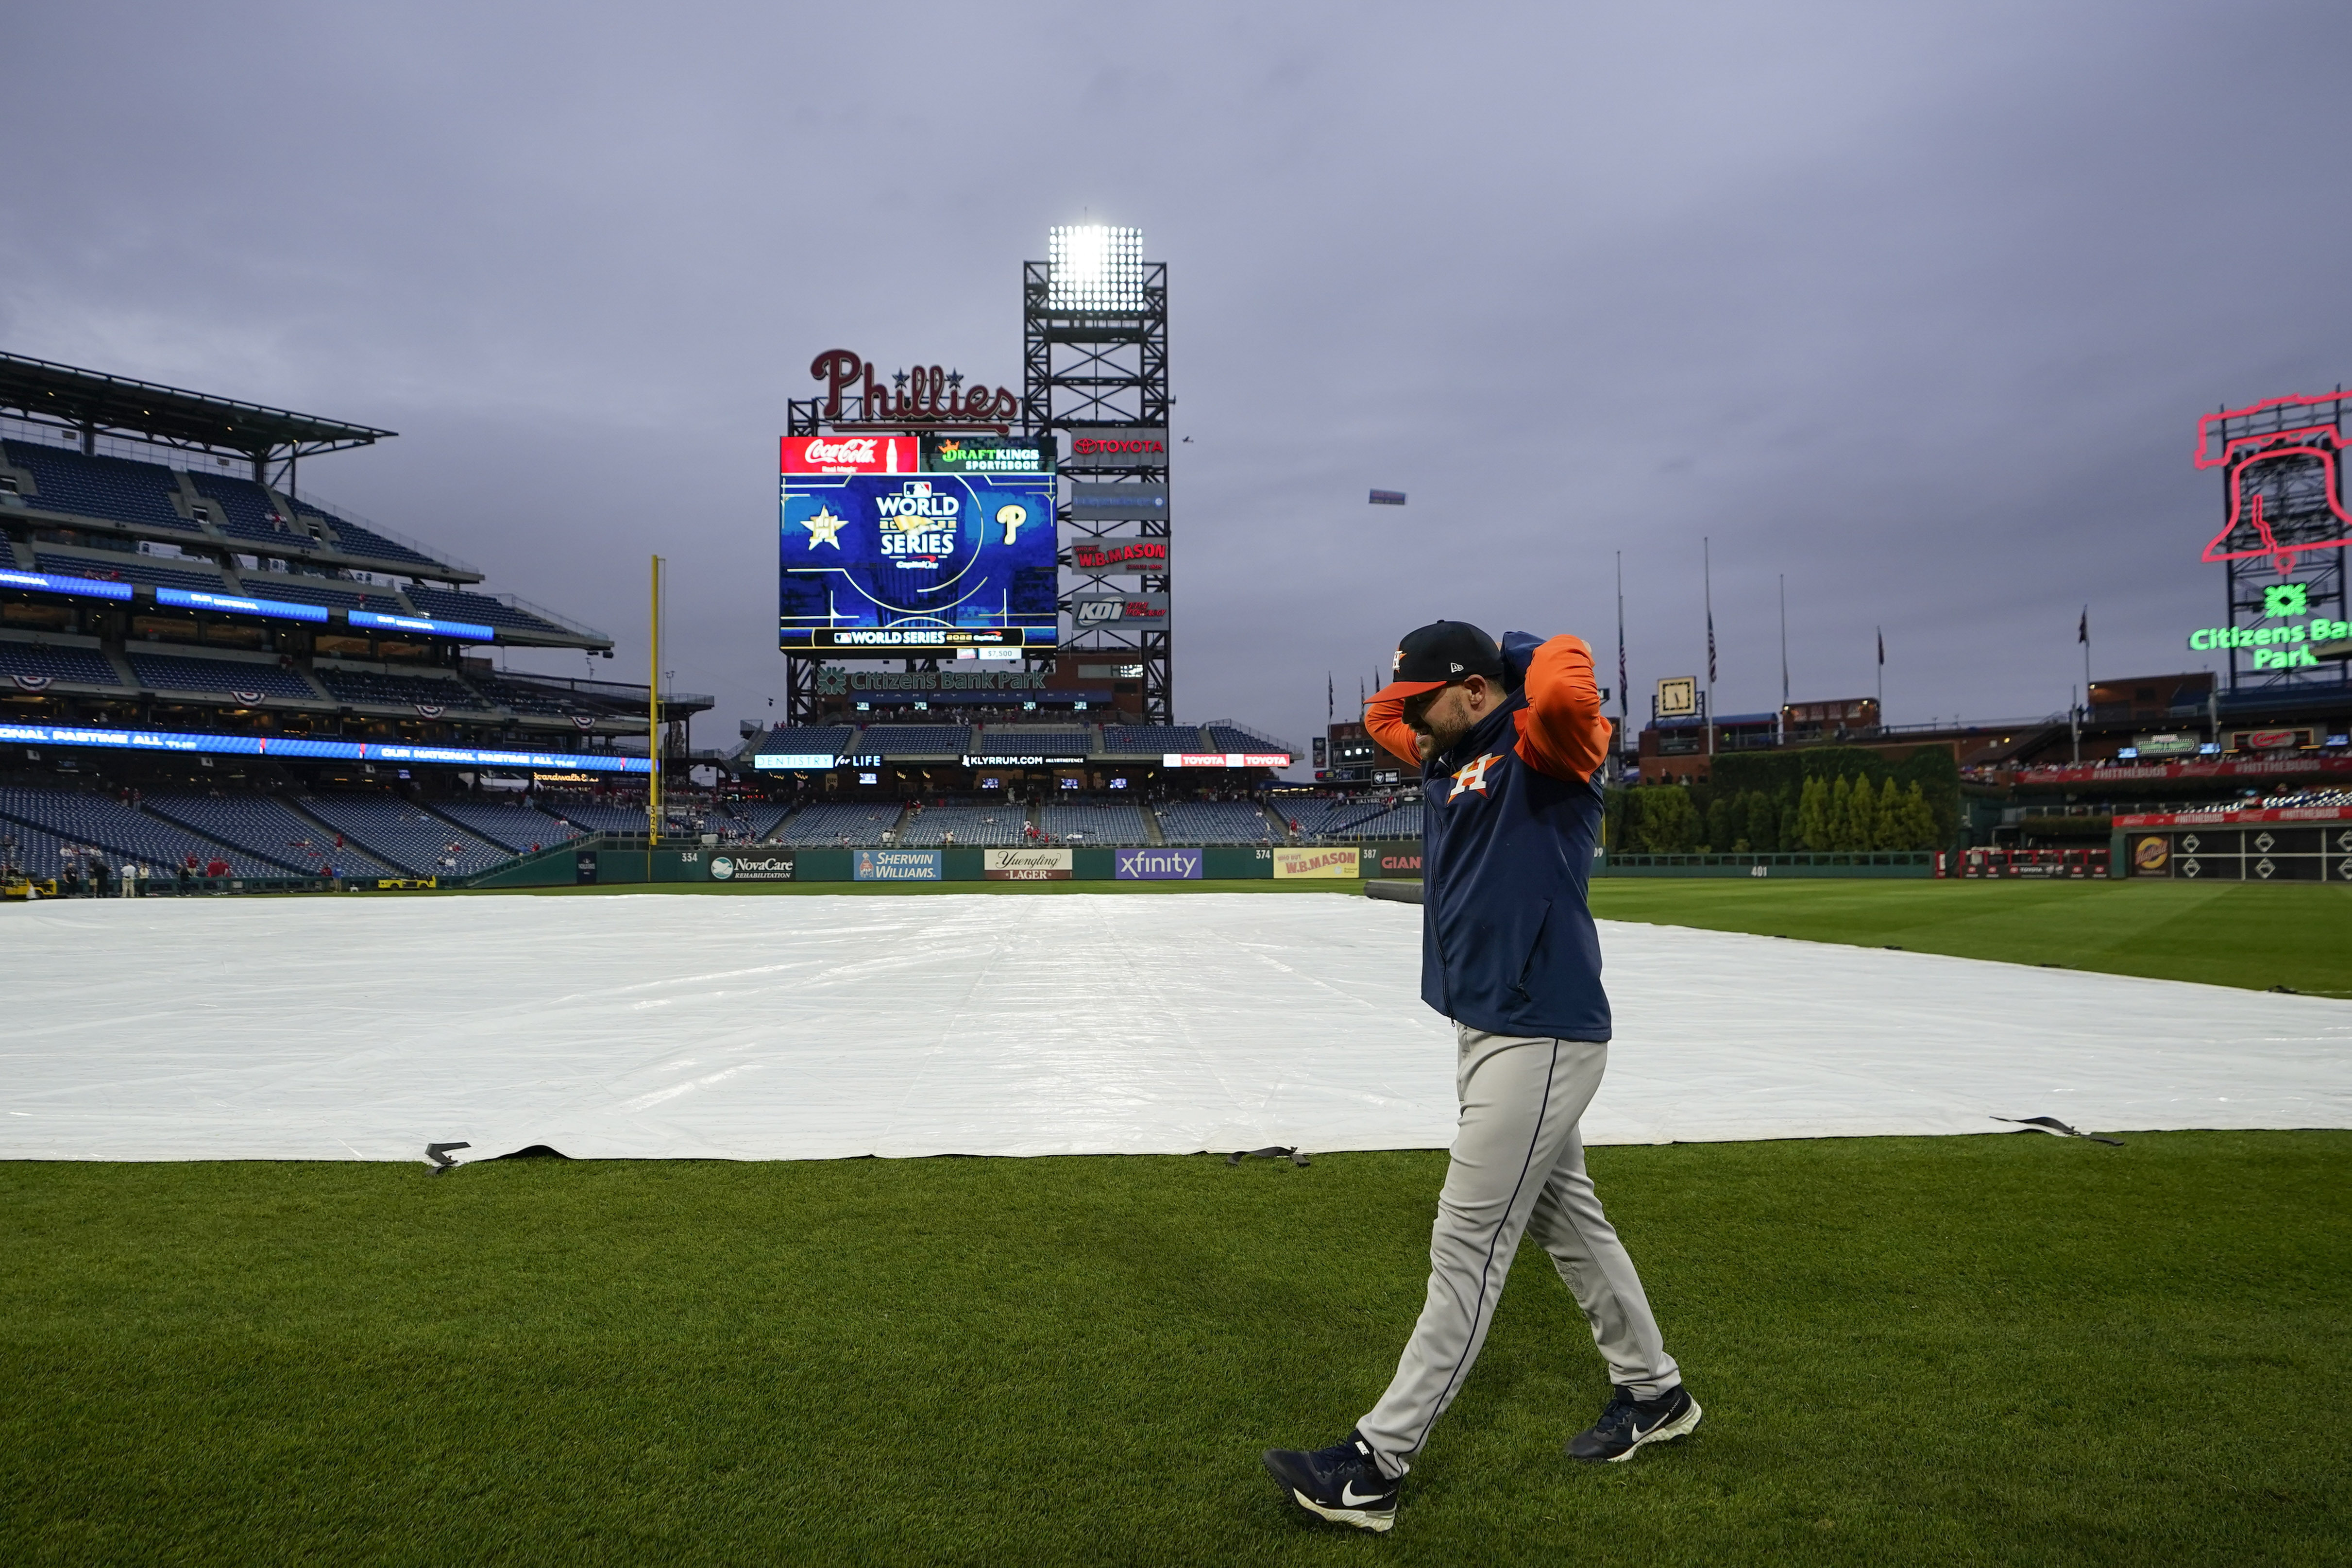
780, 470, 1060, 651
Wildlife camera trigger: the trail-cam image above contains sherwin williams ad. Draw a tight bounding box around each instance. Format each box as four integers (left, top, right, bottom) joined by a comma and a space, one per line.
854, 848, 943, 881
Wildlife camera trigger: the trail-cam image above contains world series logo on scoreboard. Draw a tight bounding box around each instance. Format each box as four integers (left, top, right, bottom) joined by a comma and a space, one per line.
779, 468, 1060, 650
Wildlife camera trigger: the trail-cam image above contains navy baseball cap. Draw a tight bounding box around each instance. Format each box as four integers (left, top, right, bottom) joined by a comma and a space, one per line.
1372, 620, 1506, 704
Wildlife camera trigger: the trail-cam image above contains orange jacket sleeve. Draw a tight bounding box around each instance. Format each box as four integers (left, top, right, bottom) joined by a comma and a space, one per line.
1512, 635, 1610, 781
1363, 688, 1424, 768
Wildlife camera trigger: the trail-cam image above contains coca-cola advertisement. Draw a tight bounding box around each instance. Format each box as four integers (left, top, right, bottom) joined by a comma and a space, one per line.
779, 434, 920, 474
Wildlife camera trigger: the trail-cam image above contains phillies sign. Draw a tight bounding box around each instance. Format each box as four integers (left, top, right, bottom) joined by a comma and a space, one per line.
809, 349, 1019, 427
779, 435, 918, 474
1070, 539, 1170, 573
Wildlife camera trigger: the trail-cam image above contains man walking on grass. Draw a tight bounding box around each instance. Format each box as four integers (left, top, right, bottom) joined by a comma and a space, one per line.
1262, 621, 1697, 1534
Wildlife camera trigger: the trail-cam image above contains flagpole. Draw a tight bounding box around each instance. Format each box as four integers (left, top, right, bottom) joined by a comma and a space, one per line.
1703, 536, 1715, 759
1875, 625, 1883, 725
1777, 573, 1788, 747
2081, 604, 2092, 711
1615, 550, 1627, 774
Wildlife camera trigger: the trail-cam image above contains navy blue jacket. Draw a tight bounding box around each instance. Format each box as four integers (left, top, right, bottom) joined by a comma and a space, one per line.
1365, 633, 1611, 1041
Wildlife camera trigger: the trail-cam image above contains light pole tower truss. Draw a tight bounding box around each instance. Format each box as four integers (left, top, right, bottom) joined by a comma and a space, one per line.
1024, 247, 1172, 724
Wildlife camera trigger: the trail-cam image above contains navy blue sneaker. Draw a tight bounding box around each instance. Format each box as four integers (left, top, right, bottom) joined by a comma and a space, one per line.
1261, 1429, 1400, 1533
1567, 1383, 1702, 1462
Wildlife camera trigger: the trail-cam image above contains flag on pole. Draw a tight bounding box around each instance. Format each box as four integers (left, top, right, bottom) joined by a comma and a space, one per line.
2078, 607, 2088, 644
1877, 627, 1884, 665
1327, 672, 1334, 720
1706, 607, 1717, 685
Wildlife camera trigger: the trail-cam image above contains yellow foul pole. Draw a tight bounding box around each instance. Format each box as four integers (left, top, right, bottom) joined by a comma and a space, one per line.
648, 554, 662, 845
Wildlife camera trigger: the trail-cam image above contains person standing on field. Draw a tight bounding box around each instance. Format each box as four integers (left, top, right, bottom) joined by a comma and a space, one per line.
1262, 621, 1697, 1535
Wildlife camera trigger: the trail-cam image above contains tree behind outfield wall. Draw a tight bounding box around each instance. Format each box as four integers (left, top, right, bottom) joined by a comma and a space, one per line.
1630, 785, 1699, 852
1713, 744, 1960, 847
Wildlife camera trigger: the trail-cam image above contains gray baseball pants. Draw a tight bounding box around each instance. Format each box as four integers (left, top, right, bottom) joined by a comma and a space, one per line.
1356, 1026, 1679, 1473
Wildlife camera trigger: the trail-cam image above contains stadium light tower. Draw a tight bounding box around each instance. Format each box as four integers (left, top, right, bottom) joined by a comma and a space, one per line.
1047, 226, 1147, 312
1027, 226, 1171, 722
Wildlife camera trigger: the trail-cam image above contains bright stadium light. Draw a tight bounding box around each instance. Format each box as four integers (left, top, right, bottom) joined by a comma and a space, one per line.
1048, 225, 1145, 311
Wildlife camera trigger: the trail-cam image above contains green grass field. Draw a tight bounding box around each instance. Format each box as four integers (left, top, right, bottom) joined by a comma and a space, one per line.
5, 1133, 2346, 1565
9, 876, 2346, 1562
1586, 878, 2352, 996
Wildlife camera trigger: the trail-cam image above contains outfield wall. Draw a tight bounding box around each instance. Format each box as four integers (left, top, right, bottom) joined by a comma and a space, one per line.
462, 839, 1943, 887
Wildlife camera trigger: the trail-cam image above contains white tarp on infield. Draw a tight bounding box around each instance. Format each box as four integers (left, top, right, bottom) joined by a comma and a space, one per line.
1, 892, 2345, 1163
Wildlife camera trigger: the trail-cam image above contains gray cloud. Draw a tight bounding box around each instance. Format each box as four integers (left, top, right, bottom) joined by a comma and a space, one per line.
4, 1, 2346, 759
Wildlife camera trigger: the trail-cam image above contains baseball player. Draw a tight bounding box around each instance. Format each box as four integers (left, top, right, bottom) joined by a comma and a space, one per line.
1262, 621, 1696, 1533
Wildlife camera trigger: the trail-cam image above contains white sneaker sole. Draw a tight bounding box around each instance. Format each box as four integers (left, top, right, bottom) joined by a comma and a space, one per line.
1291, 1488, 1396, 1533
1607, 1396, 1703, 1462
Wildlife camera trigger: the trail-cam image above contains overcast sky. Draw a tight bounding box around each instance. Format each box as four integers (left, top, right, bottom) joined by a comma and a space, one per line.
5, 1, 2348, 763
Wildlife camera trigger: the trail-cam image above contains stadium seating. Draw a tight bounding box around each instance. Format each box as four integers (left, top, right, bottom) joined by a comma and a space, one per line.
858, 726, 972, 757
1337, 801, 1423, 839
290, 502, 451, 571
187, 473, 298, 546
970, 729, 1092, 755
231, 573, 410, 613
1100, 725, 1208, 754
1204, 726, 1289, 755
128, 653, 319, 700
1277, 796, 1397, 839
732, 802, 795, 840
428, 798, 580, 853
472, 678, 594, 717
752, 726, 857, 756
1039, 801, 1150, 843
539, 799, 654, 836
402, 586, 577, 638
0, 814, 76, 880
773, 802, 905, 845
0, 641, 122, 688
1154, 800, 1279, 843
313, 665, 490, 709
35, 552, 229, 594
0, 785, 291, 877
2, 441, 199, 533
895, 805, 1029, 846
295, 795, 508, 876
142, 793, 399, 877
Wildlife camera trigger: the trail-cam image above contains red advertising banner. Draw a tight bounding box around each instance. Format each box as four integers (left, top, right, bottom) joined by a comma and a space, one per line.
1070, 538, 1170, 573
2113, 805, 2352, 827
1163, 751, 1292, 769
779, 435, 920, 474
2004, 756, 2352, 786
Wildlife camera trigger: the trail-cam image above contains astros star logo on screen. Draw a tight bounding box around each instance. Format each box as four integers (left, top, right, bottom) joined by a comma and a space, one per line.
801, 505, 846, 549
1449, 753, 1500, 801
